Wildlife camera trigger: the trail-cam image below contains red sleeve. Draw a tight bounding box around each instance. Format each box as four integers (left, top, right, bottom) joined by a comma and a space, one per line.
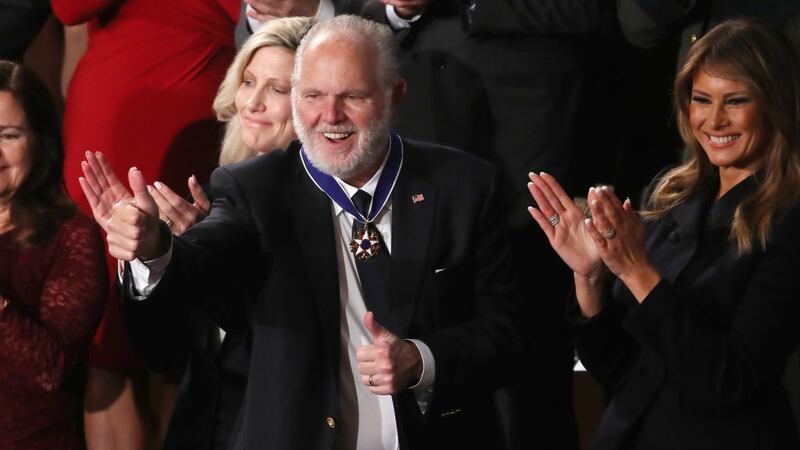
50, 0, 122, 25
0, 218, 108, 392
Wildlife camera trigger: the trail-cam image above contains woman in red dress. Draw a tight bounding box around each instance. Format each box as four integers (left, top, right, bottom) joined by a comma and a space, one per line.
51, 0, 239, 447
0, 60, 107, 450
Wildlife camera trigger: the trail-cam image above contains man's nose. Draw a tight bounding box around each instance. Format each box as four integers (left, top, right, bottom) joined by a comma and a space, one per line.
320, 96, 345, 124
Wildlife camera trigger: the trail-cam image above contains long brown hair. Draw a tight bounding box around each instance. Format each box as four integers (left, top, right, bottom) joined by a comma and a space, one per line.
646, 19, 800, 253
0, 61, 74, 246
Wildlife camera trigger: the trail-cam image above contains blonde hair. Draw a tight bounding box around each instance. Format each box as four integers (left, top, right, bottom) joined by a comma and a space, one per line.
214, 17, 314, 166
646, 19, 800, 253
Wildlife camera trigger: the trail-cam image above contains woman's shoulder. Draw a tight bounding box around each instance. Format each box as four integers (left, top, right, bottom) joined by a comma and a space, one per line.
53, 212, 103, 248
770, 201, 800, 242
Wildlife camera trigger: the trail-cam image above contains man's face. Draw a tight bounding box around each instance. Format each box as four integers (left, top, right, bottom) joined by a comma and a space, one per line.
293, 34, 392, 182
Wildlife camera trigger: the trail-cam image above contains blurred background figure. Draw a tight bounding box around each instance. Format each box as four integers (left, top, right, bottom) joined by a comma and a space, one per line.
618, 0, 800, 65
529, 18, 800, 450
78, 17, 315, 450
234, 0, 366, 46
0, 60, 107, 450
0, 0, 51, 62
50, 0, 240, 448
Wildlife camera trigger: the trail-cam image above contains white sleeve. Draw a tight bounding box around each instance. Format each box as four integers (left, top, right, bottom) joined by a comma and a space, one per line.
128, 243, 173, 300
385, 4, 423, 30
407, 338, 435, 414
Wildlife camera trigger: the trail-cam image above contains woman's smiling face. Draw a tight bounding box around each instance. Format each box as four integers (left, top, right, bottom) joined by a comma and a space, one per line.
690, 67, 766, 176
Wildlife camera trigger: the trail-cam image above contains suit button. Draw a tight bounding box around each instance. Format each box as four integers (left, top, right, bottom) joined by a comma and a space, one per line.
668, 230, 681, 242
326, 417, 336, 429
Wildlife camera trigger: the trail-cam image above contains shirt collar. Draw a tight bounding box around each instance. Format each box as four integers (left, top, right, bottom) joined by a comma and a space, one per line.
332, 149, 391, 217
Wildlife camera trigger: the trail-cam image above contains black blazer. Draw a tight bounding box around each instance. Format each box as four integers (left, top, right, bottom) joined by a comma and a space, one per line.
129, 138, 524, 450
234, 0, 369, 48
573, 175, 800, 450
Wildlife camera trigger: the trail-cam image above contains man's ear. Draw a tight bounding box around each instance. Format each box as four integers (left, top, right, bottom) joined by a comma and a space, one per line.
391, 78, 407, 109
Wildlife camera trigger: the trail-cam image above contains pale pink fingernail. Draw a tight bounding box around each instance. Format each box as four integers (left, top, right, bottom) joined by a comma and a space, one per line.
154, 181, 163, 190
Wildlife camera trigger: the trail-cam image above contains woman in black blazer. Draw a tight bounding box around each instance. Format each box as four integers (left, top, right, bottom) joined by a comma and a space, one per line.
527, 19, 800, 450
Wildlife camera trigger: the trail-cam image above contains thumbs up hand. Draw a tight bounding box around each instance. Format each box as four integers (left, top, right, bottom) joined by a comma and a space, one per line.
356, 311, 423, 395
105, 167, 165, 261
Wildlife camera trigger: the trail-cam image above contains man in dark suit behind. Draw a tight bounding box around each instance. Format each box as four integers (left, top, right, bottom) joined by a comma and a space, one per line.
102, 15, 523, 450
234, 0, 367, 46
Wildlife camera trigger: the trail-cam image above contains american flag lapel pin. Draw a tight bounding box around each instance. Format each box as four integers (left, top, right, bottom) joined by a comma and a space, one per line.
412, 193, 425, 204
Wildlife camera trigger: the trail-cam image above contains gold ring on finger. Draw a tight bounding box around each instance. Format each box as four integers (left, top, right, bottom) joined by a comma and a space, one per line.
368, 374, 376, 387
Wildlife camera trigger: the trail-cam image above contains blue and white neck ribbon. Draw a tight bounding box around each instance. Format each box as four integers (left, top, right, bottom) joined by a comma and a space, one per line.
300, 132, 403, 225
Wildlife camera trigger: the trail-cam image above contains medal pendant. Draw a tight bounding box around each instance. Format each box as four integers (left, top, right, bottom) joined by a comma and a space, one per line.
350, 223, 381, 261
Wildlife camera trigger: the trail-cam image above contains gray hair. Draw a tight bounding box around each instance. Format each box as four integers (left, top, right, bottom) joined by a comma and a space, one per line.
291, 15, 401, 91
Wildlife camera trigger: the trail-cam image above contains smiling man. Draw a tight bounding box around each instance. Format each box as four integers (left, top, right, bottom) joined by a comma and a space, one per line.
106, 15, 522, 450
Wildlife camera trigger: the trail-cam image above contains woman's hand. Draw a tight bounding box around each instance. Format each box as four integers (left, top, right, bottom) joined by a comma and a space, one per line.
527, 172, 604, 278
79, 151, 132, 234
147, 176, 210, 236
586, 186, 661, 301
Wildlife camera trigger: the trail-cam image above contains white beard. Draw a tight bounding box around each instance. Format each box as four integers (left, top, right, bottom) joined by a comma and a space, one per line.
294, 101, 392, 180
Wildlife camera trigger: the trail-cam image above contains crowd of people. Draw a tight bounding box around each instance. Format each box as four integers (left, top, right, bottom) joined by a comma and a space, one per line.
2, 1, 800, 450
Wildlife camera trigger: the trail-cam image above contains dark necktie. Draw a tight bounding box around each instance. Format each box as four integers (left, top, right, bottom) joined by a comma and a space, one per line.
350, 190, 392, 329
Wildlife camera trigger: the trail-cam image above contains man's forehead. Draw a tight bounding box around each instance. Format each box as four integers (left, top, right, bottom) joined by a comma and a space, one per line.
304, 30, 373, 60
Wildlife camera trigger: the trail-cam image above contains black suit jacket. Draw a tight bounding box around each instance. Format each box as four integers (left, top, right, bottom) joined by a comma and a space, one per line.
234, 0, 368, 48
573, 175, 800, 450
131, 138, 523, 450
617, 0, 800, 64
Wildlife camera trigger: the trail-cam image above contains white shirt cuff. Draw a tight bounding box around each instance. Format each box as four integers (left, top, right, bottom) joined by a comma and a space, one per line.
247, 0, 333, 34
385, 4, 422, 30
128, 243, 173, 300
407, 338, 435, 390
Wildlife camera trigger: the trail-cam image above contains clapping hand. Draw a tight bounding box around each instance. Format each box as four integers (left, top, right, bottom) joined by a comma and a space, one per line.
79, 151, 132, 234
585, 186, 660, 301
527, 172, 604, 278
147, 176, 210, 236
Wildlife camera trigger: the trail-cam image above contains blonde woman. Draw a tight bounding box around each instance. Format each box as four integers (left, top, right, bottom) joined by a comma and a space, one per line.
78, 17, 314, 450
529, 19, 800, 450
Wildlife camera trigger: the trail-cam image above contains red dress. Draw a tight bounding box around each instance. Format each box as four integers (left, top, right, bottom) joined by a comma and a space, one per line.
53, 0, 239, 367
0, 214, 108, 450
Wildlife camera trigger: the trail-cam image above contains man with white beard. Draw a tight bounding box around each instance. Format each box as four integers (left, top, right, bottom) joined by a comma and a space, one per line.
102, 15, 522, 450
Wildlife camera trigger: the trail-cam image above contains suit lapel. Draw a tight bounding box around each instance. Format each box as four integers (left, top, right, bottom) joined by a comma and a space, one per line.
387, 143, 436, 336
286, 151, 341, 365
650, 184, 713, 283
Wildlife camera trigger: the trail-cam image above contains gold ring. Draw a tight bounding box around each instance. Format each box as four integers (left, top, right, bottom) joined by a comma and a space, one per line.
601, 226, 616, 239
368, 374, 375, 387
162, 217, 174, 229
